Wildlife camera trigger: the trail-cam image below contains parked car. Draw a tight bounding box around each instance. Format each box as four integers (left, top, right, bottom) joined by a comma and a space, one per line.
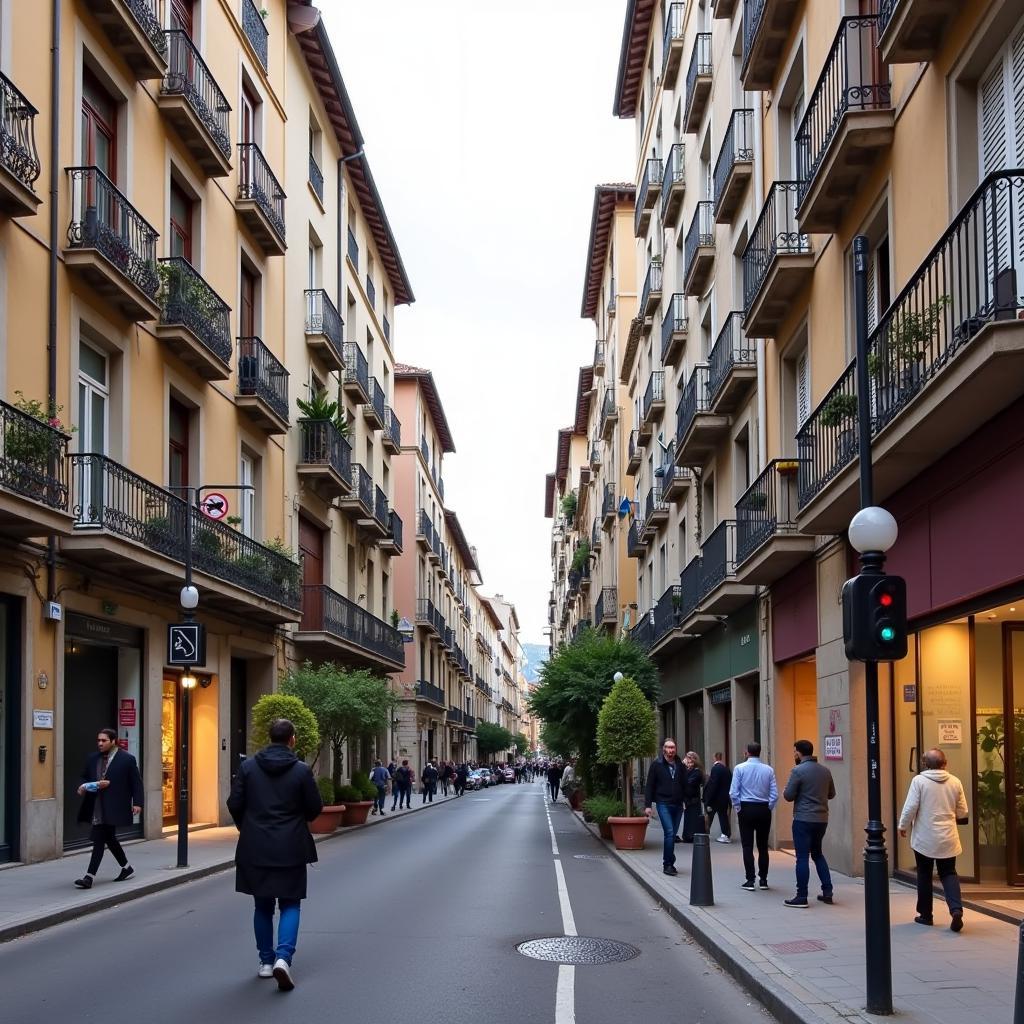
475, 768, 493, 788
501, 767, 515, 783
465, 770, 484, 791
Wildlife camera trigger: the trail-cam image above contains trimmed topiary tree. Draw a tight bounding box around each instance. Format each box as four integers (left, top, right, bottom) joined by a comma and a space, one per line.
596, 674, 657, 817
250, 693, 319, 761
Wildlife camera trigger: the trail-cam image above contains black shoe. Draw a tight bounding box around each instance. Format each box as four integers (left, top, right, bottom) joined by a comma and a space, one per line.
950, 911, 964, 933
674, 836, 683, 843
759, 879, 769, 890
73, 875, 93, 889
914, 915, 933, 926
784, 896, 808, 908
663, 865, 678, 876
741, 880, 756, 891
379, 809, 386, 815
114, 865, 134, 882
817, 894, 834, 905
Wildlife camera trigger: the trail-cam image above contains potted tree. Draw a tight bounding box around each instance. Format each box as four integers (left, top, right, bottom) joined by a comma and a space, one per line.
309, 775, 346, 833
597, 674, 657, 851
819, 392, 859, 463
582, 794, 625, 840
335, 783, 372, 826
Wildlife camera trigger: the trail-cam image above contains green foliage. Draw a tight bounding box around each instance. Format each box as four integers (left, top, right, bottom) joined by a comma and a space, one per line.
390, 609, 400, 628
250, 693, 319, 760
475, 721, 514, 757
539, 720, 576, 759
977, 713, 1024, 846
316, 776, 336, 806
262, 537, 302, 590
560, 490, 577, 521
193, 527, 224, 559
296, 389, 348, 435
582, 794, 625, 825
819, 392, 859, 428
157, 260, 225, 328
597, 675, 657, 817
6, 390, 73, 468
351, 770, 377, 801
514, 731, 530, 756
570, 540, 590, 574
335, 784, 361, 804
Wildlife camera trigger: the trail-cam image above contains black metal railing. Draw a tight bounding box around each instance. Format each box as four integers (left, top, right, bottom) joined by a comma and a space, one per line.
417, 508, 434, 546
595, 586, 617, 624
796, 16, 890, 208
237, 142, 285, 241
432, 603, 444, 636
350, 463, 373, 513
676, 365, 711, 446
713, 109, 755, 215
661, 143, 685, 217
628, 429, 641, 466
635, 157, 664, 233
662, 2, 685, 69
304, 288, 343, 360
464, 714, 476, 730
602, 482, 616, 519
366, 274, 376, 310
299, 419, 352, 486
653, 584, 681, 642
679, 555, 702, 619
347, 226, 359, 268
0, 73, 40, 192
594, 339, 606, 369
70, 453, 300, 607
308, 152, 323, 201
601, 387, 617, 433
415, 680, 445, 705
798, 168, 1024, 509
0, 399, 69, 510
684, 33, 712, 127
384, 406, 402, 449
162, 31, 231, 160
302, 584, 403, 664
383, 315, 391, 342
684, 201, 714, 287
641, 257, 663, 313
157, 256, 231, 364
369, 376, 385, 423
627, 518, 645, 557
644, 483, 667, 527
122, 0, 166, 57
592, 518, 602, 550
643, 370, 665, 421
448, 706, 464, 725
590, 437, 602, 467
420, 436, 430, 463
343, 342, 369, 398
443, 625, 454, 652
66, 167, 159, 298
416, 597, 434, 628
700, 520, 737, 596
431, 527, 442, 562
374, 484, 388, 528
242, 0, 269, 70
629, 611, 654, 651
878, 0, 901, 36
707, 311, 753, 403
661, 293, 687, 362
741, 0, 768, 78
237, 336, 288, 422
736, 459, 804, 565
743, 181, 808, 311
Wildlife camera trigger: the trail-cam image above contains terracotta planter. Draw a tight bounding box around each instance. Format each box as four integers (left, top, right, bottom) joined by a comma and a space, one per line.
569, 789, 584, 811
309, 804, 346, 834
598, 820, 613, 840
341, 800, 374, 826
607, 816, 649, 850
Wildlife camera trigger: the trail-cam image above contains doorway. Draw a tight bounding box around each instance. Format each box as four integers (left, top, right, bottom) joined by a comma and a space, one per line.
230, 657, 248, 779
0, 598, 20, 863
1001, 624, 1024, 884
298, 516, 324, 630
161, 677, 179, 823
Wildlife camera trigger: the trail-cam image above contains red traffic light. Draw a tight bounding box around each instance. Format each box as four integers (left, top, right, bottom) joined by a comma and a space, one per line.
878, 592, 894, 607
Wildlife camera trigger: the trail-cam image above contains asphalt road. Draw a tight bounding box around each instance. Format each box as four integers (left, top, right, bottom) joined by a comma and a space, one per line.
0, 780, 773, 1024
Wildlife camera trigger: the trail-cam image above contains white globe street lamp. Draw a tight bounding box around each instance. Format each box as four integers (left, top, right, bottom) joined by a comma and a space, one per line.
848, 507, 898, 555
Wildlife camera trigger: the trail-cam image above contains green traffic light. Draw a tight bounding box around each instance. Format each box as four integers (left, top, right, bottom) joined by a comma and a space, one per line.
880, 626, 895, 642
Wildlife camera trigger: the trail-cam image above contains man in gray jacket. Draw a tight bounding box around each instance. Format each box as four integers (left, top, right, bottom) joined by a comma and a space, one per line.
782, 739, 835, 908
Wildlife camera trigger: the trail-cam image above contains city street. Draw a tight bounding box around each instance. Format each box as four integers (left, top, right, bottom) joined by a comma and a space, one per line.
0, 781, 771, 1023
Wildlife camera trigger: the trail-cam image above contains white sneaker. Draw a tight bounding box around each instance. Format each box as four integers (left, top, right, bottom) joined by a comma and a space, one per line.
257, 963, 274, 979
272, 958, 294, 991
715, 835, 732, 844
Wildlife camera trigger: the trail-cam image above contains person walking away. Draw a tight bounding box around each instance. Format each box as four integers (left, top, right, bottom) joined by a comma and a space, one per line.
680, 751, 705, 842
782, 740, 836, 908
370, 759, 390, 816
392, 759, 413, 810
227, 717, 322, 991
898, 747, 969, 931
703, 752, 733, 843
455, 762, 469, 796
644, 738, 687, 875
421, 761, 439, 803
546, 760, 563, 803
730, 741, 778, 891
73, 728, 143, 889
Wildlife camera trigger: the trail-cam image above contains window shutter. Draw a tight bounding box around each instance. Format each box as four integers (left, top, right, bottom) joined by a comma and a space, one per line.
1012, 28, 1024, 164
796, 349, 810, 427
980, 59, 1007, 176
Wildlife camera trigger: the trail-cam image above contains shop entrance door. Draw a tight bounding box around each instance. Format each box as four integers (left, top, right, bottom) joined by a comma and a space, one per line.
298, 516, 324, 630
161, 678, 179, 824
1004, 626, 1024, 884
0, 598, 20, 863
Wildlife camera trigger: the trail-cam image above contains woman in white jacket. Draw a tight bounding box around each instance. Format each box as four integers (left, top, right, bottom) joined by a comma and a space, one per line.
898, 748, 969, 932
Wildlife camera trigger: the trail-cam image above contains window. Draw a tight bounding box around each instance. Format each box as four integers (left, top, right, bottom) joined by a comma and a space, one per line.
702, 473, 715, 540
81, 69, 116, 177
78, 341, 108, 455
169, 181, 193, 261
239, 450, 256, 538
168, 398, 190, 490
734, 429, 750, 499
677, 517, 687, 567
240, 82, 260, 146
308, 234, 321, 289
240, 262, 258, 338
170, 0, 194, 35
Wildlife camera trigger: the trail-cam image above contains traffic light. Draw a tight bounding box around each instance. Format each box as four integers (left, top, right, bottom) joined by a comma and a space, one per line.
842, 573, 908, 662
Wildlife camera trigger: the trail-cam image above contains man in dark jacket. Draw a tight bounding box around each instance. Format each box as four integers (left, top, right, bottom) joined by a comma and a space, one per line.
421, 761, 439, 803
643, 738, 687, 875
227, 718, 322, 991
73, 728, 144, 889
370, 760, 390, 816
782, 739, 836, 908
546, 760, 563, 803
455, 762, 469, 796
703, 752, 733, 843
392, 759, 413, 810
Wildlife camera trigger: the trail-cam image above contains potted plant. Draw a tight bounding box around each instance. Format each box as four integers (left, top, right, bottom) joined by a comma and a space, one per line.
776, 460, 800, 475
264, 536, 301, 592
296, 390, 348, 436
597, 674, 657, 851
309, 775, 346, 833
249, 693, 319, 761
582, 794, 624, 840
5, 391, 73, 498
560, 490, 577, 522
570, 540, 590, 575
819, 392, 859, 463
335, 783, 372, 826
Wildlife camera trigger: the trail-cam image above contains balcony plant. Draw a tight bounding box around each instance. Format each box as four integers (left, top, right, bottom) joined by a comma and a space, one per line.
867, 296, 950, 380
156, 260, 224, 330
745, 490, 768, 511
309, 775, 346, 834
264, 536, 301, 591
570, 540, 590, 575
296, 390, 349, 436
560, 490, 578, 522
5, 391, 72, 496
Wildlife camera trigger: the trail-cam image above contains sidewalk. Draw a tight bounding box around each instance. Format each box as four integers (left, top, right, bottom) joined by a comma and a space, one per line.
0, 788, 462, 944
567, 807, 1017, 1024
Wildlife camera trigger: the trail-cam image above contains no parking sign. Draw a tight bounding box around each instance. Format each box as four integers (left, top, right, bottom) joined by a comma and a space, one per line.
199, 493, 229, 520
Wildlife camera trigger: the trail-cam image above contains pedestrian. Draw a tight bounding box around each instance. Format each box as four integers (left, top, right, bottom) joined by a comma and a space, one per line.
680, 751, 705, 842
729, 741, 778, 891
560, 758, 577, 806
227, 717, 322, 991
439, 761, 453, 797
782, 740, 836, 908
546, 760, 563, 803
644, 738, 687, 875
898, 747, 969, 932
702, 752, 733, 844
370, 759, 390, 816
455, 762, 469, 796
421, 761, 438, 803
73, 727, 143, 890
392, 759, 413, 810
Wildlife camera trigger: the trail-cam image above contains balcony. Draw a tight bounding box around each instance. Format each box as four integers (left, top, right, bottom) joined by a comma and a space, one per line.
67, 454, 301, 624
342, 343, 370, 404
675, 365, 728, 466
661, 293, 688, 366
428, 527, 441, 565
627, 519, 645, 559
661, 456, 692, 502
413, 680, 445, 708
416, 509, 434, 552
416, 596, 438, 635
642, 483, 669, 538
593, 339, 606, 377
589, 438, 602, 470
364, 483, 390, 539
236, 336, 288, 434
796, 16, 893, 233
713, 109, 754, 224
662, 3, 686, 85
379, 509, 403, 554
661, 142, 686, 225
363, 376, 385, 430
0, 74, 41, 216
683, 34, 712, 133
740, 0, 801, 90
635, 158, 664, 237
383, 406, 402, 454
742, 182, 813, 338
159, 31, 232, 177
713, 0, 738, 16
622, 315, 644, 384
679, 556, 703, 625
591, 517, 603, 554
878, 0, 960, 65
338, 464, 374, 528
154, 257, 231, 379
594, 586, 617, 628
700, 521, 755, 616
707, 312, 756, 414
796, 169, 1024, 536
448, 706, 464, 727
242, 0, 269, 70
652, 584, 682, 646
236, 143, 286, 255
629, 611, 654, 651
304, 289, 344, 372
600, 387, 618, 442
80, 0, 167, 80
735, 459, 812, 585
683, 202, 715, 296
601, 482, 616, 528
626, 429, 643, 475
64, 167, 160, 322
579, 562, 592, 593
640, 257, 663, 317
640, 370, 665, 437
297, 419, 351, 497
0, 399, 73, 537
296, 585, 404, 671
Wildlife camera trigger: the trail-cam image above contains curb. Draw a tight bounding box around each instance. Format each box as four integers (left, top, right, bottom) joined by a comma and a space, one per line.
0, 791, 463, 946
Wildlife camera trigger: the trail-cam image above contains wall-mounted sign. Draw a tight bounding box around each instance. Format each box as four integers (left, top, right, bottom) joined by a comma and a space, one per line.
739, 633, 752, 647
824, 735, 843, 761
709, 685, 732, 706
119, 698, 136, 728
199, 493, 229, 520
937, 720, 962, 745
32, 709, 54, 730
903, 684, 916, 703
167, 622, 206, 666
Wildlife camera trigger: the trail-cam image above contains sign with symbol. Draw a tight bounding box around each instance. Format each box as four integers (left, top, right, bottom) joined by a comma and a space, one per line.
167, 622, 206, 666
119, 698, 136, 727
199, 493, 229, 520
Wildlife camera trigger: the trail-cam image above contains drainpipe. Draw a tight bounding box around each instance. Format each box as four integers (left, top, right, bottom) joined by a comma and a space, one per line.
45, 0, 61, 602
757, 338, 767, 467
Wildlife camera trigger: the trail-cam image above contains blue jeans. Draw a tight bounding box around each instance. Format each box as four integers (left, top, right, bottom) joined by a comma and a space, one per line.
792, 819, 832, 898
374, 785, 386, 812
254, 897, 301, 965
656, 803, 684, 867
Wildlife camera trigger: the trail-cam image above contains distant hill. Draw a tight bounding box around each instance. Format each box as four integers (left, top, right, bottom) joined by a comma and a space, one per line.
521, 643, 548, 684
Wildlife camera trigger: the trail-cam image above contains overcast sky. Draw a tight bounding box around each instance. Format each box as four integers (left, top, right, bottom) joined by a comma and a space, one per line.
323, 1, 633, 644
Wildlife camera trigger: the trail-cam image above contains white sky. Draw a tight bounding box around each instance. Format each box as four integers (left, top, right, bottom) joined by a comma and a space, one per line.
323, 1, 633, 644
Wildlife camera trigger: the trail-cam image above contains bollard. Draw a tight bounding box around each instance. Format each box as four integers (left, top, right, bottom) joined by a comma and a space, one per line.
690, 833, 714, 907
1015, 920, 1024, 1024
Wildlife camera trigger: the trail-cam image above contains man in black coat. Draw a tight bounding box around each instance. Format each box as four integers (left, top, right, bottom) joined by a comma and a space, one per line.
546, 760, 563, 803
703, 752, 733, 843
227, 717, 322, 992
74, 727, 143, 890
643, 738, 687, 875
421, 761, 439, 803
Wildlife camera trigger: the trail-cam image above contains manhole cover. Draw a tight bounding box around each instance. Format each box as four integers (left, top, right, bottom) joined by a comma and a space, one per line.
766, 939, 827, 955
516, 937, 640, 965
573, 854, 610, 861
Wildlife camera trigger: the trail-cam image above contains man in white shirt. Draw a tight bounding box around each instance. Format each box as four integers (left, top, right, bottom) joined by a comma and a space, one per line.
729, 741, 778, 892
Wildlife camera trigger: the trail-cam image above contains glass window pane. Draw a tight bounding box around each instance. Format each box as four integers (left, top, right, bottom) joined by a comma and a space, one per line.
91, 393, 106, 456
975, 618, 1006, 880
79, 343, 106, 386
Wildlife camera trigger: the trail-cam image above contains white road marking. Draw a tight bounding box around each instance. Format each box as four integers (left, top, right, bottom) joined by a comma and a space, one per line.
553, 857, 577, 936
556, 965, 576, 1024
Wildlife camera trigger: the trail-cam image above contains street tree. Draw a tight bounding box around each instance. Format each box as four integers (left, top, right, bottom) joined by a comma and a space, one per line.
250, 693, 319, 761
514, 732, 530, 756
596, 674, 658, 816
475, 721, 513, 760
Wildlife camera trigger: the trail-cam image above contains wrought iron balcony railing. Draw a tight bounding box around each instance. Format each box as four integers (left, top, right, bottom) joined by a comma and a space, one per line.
119, 0, 166, 58
594, 339, 606, 371
0, 399, 69, 510
237, 142, 285, 241
350, 463, 373, 514
301, 584, 403, 665
343, 342, 369, 397
162, 30, 231, 160
662, 2, 685, 75
448, 706, 464, 725
237, 336, 289, 422
683, 32, 712, 129
661, 293, 688, 363
661, 142, 685, 219
417, 508, 434, 547
0, 72, 41, 193
595, 586, 617, 624
707, 311, 753, 404
641, 257, 663, 314
713, 108, 755, 216
299, 419, 352, 486
366, 274, 376, 310
679, 555, 703, 619
369, 376, 386, 423
676, 365, 711, 447
653, 584, 681, 642
373, 484, 388, 529
743, 181, 808, 311
416, 597, 436, 626
635, 157, 664, 235
602, 482, 616, 519
741, 0, 769, 79
736, 458, 805, 566
627, 518, 645, 558
384, 406, 402, 449
600, 387, 617, 435
629, 610, 654, 651
304, 288, 344, 361
642, 370, 665, 421
383, 315, 391, 342
347, 225, 359, 268
157, 256, 231, 364
644, 483, 667, 528
242, 0, 269, 70
415, 680, 445, 705
308, 153, 323, 202
684, 201, 714, 288
700, 520, 738, 597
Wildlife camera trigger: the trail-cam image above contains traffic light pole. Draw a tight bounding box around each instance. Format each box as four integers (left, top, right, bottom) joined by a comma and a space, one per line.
854, 235, 893, 1014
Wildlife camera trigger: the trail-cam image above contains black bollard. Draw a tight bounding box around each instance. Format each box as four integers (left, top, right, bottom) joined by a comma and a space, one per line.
1015, 921, 1024, 1024
690, 833, 714, 907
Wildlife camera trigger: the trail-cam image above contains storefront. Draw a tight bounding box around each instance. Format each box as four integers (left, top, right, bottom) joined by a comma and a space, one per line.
0, 596, 21, 863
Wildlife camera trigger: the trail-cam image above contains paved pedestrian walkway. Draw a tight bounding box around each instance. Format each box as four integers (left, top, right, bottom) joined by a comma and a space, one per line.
565, 803, 1017, 1024
0, 788, 463, 943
